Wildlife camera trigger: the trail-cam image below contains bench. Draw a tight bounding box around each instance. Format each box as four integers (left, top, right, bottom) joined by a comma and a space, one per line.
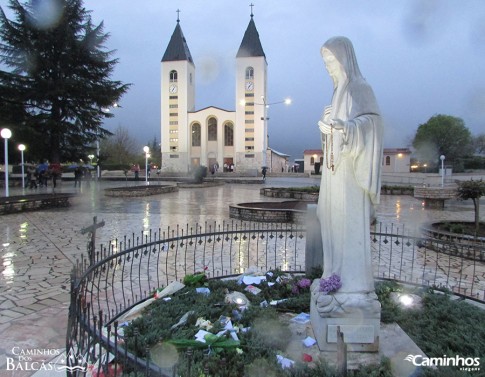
0, 193, 77, 215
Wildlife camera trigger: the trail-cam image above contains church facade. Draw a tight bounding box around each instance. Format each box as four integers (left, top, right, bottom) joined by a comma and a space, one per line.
160, 13, 268, 173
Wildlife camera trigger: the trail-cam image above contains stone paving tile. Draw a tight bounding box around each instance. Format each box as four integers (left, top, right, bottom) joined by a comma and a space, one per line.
23, 303, 47, 312
35, 291, 67, 301
8, 307, 34, 316
0, 310, 25, 320
0, 301, 16, 310
0, 317, 13, 325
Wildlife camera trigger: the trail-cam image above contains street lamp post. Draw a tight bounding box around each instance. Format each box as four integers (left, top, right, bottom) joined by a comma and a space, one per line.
96, 137, 100, 180
258, 97, 291, 172
18, 144, 26, 190
143, 146, 150, 184
98, 103, 121, 180
440, 155, 445, 188
1, 128, 12, 197
261, 98, 269, 169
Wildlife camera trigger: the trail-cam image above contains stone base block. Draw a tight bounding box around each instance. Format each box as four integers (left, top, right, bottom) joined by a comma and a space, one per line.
311, 303, 380, 352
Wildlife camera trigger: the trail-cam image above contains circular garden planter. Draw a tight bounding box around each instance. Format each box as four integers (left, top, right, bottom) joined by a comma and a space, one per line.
177, 181, 224, 188
104, 185, 178, 197
260, 187, 319, 201
229, 200, 311, 223
421, 221, 485, 261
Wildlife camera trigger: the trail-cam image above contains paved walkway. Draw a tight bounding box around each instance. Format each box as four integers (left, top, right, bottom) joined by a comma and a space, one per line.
0, 177, 483, 377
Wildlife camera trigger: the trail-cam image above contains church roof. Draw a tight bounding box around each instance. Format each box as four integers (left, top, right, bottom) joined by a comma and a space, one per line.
162, 22, 194, 63
236, 16, 266, 59
270, 148, 290, 157
189, 106, 235, 114
304, 149, 323, 155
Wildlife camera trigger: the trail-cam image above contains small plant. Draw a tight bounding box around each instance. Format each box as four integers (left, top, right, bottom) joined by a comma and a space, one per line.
456, 178, 485, 238
183, 270, 208, 287
169, 333, 240, 353
449, 223, 464, 234
291, 277, 312, 294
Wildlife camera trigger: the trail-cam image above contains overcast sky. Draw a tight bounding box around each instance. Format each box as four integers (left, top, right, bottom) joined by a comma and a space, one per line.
2, 0, 485, 161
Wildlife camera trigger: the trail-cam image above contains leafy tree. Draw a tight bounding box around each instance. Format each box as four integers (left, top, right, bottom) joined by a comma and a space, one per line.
149, 136, 158, 151
149, 136, 161, 168
0, 0, 130, 163
412, 115, 473, 169
473, 133, 485, 155
100, 125, 138, 165
456, 179, 485, 238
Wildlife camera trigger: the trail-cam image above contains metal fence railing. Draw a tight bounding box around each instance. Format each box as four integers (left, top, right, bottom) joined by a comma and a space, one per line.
371, 222, 485, 300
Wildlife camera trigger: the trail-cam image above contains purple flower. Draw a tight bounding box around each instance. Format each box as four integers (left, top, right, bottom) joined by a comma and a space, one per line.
319, 274, 342, 294
297, 278, 312, 289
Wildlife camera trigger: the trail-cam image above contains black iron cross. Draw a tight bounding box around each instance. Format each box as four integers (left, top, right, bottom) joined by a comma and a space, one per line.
81, 216, 105, 265
250, 3, 254, 16
176, 9, 181, 22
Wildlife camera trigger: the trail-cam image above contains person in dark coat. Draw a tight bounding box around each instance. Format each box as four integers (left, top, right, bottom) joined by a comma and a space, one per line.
74, 167, 83, 188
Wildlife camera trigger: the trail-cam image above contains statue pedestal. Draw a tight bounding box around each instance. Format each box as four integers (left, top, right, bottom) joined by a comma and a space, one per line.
310, 285, 380, 352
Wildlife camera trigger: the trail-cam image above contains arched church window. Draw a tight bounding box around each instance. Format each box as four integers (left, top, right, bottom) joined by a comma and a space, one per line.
192, 123, 201, 146
310, 157, 315, 165
224, 123, 234, 146
245, 67, 254, 80
208, 118, 217, 141
385, 156, 391, 166
170, 70, 178, 82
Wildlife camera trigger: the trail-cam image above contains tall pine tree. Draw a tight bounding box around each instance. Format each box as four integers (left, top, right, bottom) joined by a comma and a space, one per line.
0, 0, 129, 162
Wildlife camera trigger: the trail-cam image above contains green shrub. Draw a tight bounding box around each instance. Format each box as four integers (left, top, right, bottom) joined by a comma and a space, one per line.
449, 224, 465, 234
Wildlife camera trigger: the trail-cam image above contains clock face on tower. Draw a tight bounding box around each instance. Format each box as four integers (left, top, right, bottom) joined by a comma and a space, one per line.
169, 84, 178, 94
245, 81, 254, 91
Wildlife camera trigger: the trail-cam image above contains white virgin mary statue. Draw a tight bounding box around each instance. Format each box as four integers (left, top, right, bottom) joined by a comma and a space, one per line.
315, 36, 383, 307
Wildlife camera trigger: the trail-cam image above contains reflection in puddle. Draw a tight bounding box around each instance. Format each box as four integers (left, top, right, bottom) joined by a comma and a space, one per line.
19, 222, 28, 239
143, 202, 151, 235
2, 251, 15, 285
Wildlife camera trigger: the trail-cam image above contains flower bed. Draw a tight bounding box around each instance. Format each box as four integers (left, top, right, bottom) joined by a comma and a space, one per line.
123, 270, 317, 376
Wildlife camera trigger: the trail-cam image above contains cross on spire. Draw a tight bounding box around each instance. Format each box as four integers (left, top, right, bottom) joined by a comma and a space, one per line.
176, 9, 180, 23
250, 3, 254, 17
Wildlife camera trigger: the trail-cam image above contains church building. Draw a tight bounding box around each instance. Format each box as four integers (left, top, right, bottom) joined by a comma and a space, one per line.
160, 11, 268, 173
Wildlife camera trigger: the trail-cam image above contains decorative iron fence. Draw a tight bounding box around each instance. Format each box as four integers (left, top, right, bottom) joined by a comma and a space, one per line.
66, 221, 485, 376
371, 222, 485, 300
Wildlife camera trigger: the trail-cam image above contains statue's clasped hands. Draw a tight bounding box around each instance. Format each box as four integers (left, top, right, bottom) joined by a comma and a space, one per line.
318, 118, 345, 135
319, 105, 344, 135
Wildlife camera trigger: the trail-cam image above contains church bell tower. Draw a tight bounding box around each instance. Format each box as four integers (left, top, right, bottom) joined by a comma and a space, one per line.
160, 13, 195, 172
235, 9, 267, 171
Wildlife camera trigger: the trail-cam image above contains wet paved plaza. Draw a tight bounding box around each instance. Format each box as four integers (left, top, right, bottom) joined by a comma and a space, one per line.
0, 177, 484, 376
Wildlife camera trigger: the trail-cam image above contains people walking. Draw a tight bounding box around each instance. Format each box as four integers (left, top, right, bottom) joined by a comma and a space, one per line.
49, 163, 62, 188
27, 166, 37, 189
132, 164, 140, 180
74, 166, 83, 188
